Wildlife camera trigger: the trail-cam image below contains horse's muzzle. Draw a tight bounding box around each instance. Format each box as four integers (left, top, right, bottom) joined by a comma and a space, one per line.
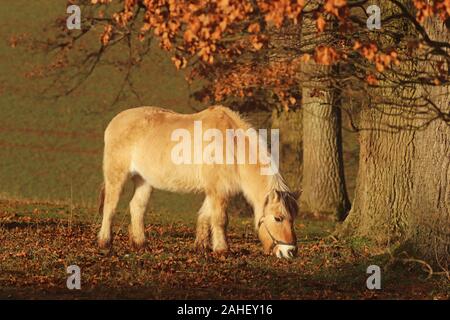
275, 244, 297, 259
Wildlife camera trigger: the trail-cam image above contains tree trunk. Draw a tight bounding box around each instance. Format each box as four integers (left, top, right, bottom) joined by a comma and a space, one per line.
338, 102, 416, 243
300, 87, 350, 220
408, 18, 450, 266
338, 0, 417, 244
410, 98, 450, 266
340, 14, 450, 266
299, 6, 350, 220
340, 87, 449, 265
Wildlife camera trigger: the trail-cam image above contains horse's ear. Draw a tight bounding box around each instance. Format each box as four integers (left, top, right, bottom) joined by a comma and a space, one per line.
268, 190, 280, 203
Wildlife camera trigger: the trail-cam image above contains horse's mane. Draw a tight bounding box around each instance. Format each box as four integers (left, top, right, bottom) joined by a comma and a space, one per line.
216, 105, 299, 218
270, 174, 299, 218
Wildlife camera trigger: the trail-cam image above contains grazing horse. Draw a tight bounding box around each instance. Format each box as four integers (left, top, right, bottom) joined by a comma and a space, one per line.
97, 106, 299, 259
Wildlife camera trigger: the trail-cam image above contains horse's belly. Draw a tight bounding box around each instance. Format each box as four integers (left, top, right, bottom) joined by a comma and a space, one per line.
131, 158, 203, 193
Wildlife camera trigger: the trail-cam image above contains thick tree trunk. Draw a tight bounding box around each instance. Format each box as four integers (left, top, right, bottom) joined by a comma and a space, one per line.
299, 6, 350, 220
268, 13, 349, 218
407, 19, 450, 266
340, 15, 450, 266
410, 103, 450, 266
340, 92, 449, 265
338, 103, 416, 243
300, 87, 350, 220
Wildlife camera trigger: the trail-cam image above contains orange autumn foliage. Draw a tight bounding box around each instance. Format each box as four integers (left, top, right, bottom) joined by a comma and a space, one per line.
86, 0, 449, 104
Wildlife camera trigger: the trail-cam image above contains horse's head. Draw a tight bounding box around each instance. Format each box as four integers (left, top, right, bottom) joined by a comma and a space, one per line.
257, 190, 299, 259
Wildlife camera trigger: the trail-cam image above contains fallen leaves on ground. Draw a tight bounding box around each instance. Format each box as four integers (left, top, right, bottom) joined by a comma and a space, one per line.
0, 203, 448, 300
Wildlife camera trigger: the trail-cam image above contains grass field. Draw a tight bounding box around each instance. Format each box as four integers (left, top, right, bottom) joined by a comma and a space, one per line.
0, 1, 206, 211
0, 2, 448, 300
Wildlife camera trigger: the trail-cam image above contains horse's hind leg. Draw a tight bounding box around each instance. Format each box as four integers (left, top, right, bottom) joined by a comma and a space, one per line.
98, 164, 128, 249
195, 194, 228, 253
129, 175, 152, 249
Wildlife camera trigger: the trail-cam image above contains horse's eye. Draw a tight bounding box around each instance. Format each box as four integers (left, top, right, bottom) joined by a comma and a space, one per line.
274, 216, 283, 222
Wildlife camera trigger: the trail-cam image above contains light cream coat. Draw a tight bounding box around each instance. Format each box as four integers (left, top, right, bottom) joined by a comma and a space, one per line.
98, 106, 298, 258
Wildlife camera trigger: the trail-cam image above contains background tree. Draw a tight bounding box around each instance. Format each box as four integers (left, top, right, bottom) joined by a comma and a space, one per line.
298, 0, 350, 220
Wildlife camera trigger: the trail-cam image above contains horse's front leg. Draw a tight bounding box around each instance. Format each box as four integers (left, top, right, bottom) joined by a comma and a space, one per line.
210, 196, 229, 253
195, 197, 211, 251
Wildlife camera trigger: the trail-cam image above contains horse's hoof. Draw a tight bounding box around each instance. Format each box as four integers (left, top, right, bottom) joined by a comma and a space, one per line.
212, 243, 229, 254
98, 238, 111, 249
98, 239, 112, 255
130, 238, 147, 250
194, 240, 210, 252
212, 249, 229, 259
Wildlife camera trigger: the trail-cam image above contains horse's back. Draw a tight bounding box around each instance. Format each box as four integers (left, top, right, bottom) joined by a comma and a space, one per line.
105, 105, 248, 141
105, 107, 173, 137
103, 106, 245, 194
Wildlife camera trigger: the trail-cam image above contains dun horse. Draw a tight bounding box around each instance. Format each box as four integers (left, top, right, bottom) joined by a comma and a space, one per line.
98, 106, 298, 259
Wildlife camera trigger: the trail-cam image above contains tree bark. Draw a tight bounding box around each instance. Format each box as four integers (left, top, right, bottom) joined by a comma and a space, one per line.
299, 6, 350, 220
338, 101, 416, 243
340, 85, 449, 265
340, 13, 450, 266
407, 18, 450, 266
300, 86, 350, 220
410, 100, 450, 266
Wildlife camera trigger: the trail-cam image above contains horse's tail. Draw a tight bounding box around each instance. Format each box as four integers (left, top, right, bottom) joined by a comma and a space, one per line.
98, 182, 105, 216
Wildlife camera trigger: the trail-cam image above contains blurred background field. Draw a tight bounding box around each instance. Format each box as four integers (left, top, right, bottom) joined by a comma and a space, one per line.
0, 1, 201, 216
0, 1, 359, 221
